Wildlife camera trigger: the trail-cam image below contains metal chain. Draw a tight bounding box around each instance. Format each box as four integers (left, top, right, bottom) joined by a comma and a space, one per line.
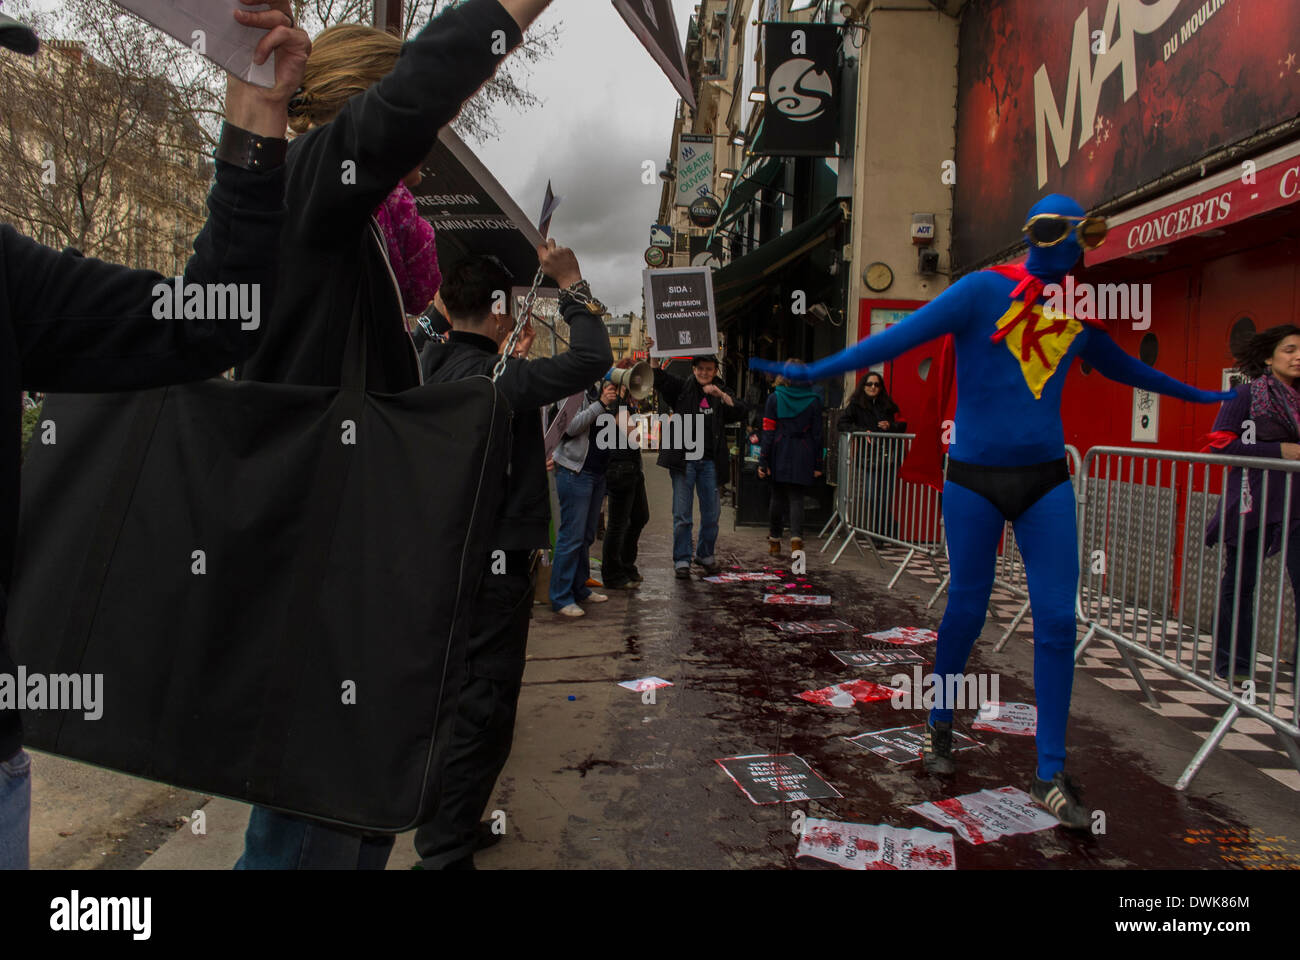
493, 265, 546, 382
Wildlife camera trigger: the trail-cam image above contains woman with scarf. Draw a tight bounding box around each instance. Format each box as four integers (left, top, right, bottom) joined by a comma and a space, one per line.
759, 366, 824, 556
838, 372, 906, 542
1203, 324, 1300, 682
232, 0, 555, 870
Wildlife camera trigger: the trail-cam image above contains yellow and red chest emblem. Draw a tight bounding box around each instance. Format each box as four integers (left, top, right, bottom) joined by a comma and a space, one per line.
993, 302, 1083, 399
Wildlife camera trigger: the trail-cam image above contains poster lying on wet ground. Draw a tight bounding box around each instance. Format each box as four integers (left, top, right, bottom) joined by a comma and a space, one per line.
867, 626, 938, 645
972, 701, 1037, 736
832, 649, 925, 667
845, 723, 979, 763
618, 677, 672, 693
798, 818, 956, 870
715, 754, 842, 804
764, 594, 832, 606
773, 619, 855, 634
798, 680, 897, 708
909, 787, 1058, 844
704, 572, 782, 583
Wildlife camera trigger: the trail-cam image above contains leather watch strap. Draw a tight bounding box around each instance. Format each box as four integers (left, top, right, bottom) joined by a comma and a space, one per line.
214, 121, 287, 172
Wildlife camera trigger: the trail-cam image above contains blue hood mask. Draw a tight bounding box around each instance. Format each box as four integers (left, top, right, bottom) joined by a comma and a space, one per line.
1024, 193, 1085, 283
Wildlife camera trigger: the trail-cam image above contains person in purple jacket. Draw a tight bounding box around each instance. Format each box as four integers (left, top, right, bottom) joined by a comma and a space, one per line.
1203, 324, 1300, 681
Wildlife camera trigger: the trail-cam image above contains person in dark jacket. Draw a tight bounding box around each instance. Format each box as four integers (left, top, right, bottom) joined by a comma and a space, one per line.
1203, 324, 1300, 681
230, 0, 556, 870
0, 2, 307, 870
759, 369, 824, 556
646, 342, 747, 577
417, 245, 611, 869
602, 366, 650, 590
839, 372, 906, 543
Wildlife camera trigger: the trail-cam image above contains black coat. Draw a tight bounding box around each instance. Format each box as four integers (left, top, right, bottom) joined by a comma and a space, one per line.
420, 303, 612, 551
653, 367, 747, 475
839, 394, 905, 432
237, 0, 523, 393
0, 161, 286, 761
760, 393, 825, 486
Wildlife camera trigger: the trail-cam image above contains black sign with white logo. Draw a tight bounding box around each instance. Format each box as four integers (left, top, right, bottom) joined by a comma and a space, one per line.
755, 23, 840, 158
687, 195, 721, 228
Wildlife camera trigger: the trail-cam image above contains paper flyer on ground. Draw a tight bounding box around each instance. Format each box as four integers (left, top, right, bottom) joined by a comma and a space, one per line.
972, 701, 1037, 736
866, 626, 938, 645
797, 818, 956, 870
764, 594, 832, 606
618, 677, 673, 692
844, 724, 979, 763
703, 572, 782, 583
832, 649, 926, 667
714, 754, 843, 804
908, 787, 1059, 844
798, 679, 898, 708
773, 619, 855, 635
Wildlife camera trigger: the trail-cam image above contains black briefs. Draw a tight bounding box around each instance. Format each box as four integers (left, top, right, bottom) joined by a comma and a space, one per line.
945, 457, 1071, 522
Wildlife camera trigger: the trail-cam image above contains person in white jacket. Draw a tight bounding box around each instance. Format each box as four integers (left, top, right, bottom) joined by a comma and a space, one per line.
549, 381, 618, 616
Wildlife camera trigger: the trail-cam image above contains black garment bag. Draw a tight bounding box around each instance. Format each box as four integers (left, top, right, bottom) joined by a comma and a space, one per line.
5, 294, 509, 832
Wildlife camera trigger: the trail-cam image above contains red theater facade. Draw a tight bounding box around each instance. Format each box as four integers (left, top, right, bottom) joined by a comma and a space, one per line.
921, 0, 1300, 456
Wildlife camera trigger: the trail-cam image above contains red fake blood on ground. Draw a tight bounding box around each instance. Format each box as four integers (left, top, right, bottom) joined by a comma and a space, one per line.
909, 845, 954, 868
934, 798, 988, 845
844, 680, 897, 704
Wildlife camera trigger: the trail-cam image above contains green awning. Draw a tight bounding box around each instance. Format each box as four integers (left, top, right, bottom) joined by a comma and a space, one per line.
710, 156, 784, 241
712, 202, 846, 323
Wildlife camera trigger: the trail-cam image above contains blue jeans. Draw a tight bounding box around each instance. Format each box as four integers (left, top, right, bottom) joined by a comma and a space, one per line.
550, 465, 607, 610
0, 749, 31, 870
671, 460, 719, 568
235, 806, 394, 870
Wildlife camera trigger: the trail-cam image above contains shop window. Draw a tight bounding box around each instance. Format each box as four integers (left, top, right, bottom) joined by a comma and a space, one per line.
918, 357, 931, 381
1139, 333, 1158, 366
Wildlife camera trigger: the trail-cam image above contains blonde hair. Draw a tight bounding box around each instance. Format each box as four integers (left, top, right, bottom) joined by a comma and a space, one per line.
288, 24, 403, 135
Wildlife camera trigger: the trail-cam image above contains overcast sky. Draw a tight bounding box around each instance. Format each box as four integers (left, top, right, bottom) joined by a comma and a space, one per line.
470, 1, 700, 314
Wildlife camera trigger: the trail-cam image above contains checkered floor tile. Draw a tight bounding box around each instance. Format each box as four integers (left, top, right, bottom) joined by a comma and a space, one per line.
854, 538, 1300, 791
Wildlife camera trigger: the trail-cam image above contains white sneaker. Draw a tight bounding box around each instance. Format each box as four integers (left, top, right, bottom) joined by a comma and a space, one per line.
585, 593, 609, 604
557, 604, 585, 617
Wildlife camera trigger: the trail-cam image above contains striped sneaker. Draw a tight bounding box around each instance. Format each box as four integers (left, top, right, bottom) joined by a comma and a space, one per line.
1029, 771, 1091, 830
922, 720, 956, 775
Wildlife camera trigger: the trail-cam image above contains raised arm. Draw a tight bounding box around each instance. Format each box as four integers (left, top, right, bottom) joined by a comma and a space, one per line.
750, 273, 978, 383
290, 0, 544, 235
1081, 329, 1234, 405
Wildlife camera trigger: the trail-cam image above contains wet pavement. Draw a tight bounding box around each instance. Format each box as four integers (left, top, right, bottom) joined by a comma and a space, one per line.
437, 453, 1300, 871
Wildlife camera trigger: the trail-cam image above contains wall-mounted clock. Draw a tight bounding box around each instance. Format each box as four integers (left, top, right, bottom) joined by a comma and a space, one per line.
864, 261, 894, 292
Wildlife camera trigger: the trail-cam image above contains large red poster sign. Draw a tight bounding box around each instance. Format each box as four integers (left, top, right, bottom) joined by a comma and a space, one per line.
953, 0, 1300, 270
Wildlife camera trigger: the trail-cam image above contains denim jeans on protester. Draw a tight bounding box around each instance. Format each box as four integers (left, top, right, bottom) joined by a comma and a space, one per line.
0, 749, 31, 870
550, 465, 607, 610
234, 805, 394, 869
671, 460, 719, 569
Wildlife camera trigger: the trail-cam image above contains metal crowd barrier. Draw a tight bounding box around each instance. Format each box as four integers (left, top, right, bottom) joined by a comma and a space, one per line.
1074, 446, 1300, 789
823, 432, 947, 595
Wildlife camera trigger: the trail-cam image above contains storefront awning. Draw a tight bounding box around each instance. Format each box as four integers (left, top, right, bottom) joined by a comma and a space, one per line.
711, 155, 784, 237
712, 201, 846, 324
1085, 139, 1300, 267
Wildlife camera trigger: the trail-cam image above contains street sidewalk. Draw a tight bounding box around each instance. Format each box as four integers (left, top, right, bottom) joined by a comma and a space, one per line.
28, 453, 1300, 869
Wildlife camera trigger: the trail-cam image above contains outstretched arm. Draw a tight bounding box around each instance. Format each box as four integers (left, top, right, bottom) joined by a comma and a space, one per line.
1081, 330, 1234, 404
750, 273, 977, 383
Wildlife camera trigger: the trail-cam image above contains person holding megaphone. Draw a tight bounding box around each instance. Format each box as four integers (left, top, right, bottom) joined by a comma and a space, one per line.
602, 359, 653, 589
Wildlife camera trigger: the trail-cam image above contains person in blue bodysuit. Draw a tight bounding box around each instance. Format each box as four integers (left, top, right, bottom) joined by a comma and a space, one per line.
752, 194, 1233, 828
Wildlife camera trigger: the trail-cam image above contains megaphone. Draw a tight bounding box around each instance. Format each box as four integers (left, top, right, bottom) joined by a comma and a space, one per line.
605, 361, 654, 400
